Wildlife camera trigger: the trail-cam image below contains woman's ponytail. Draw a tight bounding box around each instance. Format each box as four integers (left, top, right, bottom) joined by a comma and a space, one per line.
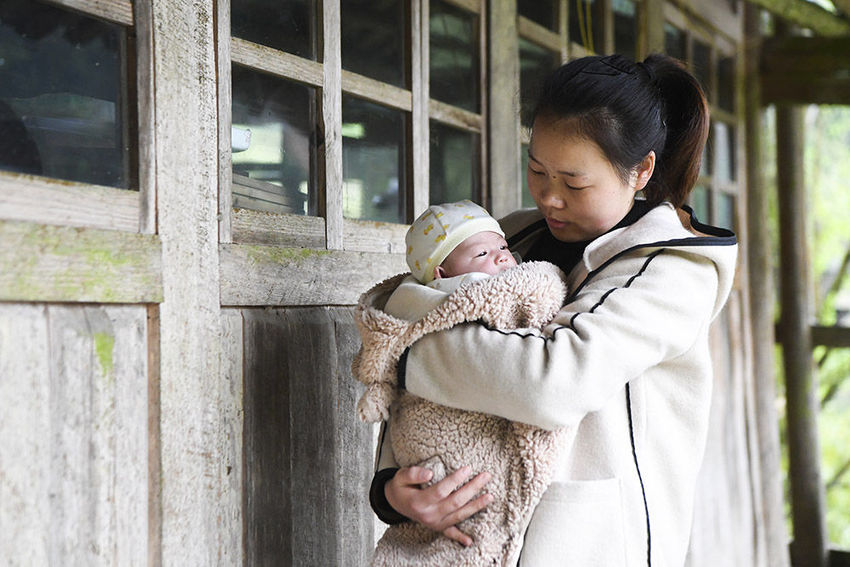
642, 54, 710, 207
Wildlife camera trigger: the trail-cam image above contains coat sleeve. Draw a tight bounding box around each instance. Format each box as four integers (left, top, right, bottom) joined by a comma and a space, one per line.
404, 249, 720, 430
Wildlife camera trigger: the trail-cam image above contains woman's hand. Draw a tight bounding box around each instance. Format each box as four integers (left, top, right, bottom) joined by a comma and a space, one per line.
384, 465, 493, 546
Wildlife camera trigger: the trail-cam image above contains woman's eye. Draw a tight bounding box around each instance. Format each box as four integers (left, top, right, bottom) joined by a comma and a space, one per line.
566, 183, 587, 191
528, 166, 544, 175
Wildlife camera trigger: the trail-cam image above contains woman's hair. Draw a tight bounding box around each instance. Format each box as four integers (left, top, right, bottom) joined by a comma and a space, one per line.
529, 53, 709, 207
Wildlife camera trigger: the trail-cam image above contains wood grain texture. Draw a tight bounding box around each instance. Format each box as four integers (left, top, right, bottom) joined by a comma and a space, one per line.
0, 220, 162, 303
219, 244, 407, 306
0, 304, 149, 565
0, 173, 139, 232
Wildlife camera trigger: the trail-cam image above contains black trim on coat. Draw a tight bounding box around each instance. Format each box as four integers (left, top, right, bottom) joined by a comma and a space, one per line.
626, 383, 652, 566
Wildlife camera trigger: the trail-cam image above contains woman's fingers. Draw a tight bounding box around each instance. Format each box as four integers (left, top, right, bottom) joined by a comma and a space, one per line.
442, 526, 473, 547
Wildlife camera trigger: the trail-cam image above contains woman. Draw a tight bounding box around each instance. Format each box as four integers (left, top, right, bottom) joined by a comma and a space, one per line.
369, 53, 738, 566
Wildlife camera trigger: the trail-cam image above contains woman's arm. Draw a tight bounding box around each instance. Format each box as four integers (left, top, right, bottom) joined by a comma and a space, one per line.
403, 250, 720, 429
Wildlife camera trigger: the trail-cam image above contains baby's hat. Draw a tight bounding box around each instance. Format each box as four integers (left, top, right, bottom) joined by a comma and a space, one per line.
405, 200, 503, 284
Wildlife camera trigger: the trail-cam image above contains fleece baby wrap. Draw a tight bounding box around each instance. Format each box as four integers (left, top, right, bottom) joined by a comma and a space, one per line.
352, 261, 571, 567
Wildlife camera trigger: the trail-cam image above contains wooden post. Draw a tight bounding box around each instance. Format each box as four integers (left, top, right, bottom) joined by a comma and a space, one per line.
774, 22, 828, 567
487, 0, 521, 218
744, 5, 790, 566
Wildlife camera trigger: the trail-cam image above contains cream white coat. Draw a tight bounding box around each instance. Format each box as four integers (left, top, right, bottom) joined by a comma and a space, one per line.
400, 203, 738, 566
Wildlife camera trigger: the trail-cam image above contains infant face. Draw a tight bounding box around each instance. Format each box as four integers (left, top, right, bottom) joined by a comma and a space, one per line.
436, 231, 517, 279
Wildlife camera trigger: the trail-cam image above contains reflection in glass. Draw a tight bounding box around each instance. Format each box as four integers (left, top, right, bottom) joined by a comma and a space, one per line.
718, 193, 735, 230
429, 121, 479, 205
518, 0, 558, 31
713, 122, 736, 183
231, 0, 315, 59
613, 0, 637, 61
232, 65, 316, 215
0, 0, 130, 188
430, 1, 479, 113
342, 96, 407, 223
717, 56, 735, 112
664, 23, 687, 62
570, 0, 604, 53
520, 38, 560, 128
690, 185, 710, 223
342, 0, 406, 87
692, 40, 712, 98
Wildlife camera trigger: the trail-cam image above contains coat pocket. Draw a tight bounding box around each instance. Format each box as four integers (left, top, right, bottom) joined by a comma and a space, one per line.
519, 478, 627, 567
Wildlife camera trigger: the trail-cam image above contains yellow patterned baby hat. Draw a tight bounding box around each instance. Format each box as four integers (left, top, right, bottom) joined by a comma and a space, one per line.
405, 200, 504, 284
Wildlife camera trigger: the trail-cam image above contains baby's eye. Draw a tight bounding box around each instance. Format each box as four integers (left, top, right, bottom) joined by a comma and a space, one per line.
500, 245, 509, 250
476, 251, 487, 257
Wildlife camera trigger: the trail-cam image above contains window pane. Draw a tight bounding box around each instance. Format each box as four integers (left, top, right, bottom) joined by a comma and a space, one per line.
429, 121, 479, 205
232, 65, 316, 216
664, 23, 687, 62
714, 122, 736, 183
692, 39, 712, 98
569, 0, 604, 53
430, 0, 479, 113
613, 0, 637, 61
342, 96, 407, 223
701, 129, 711, 177
690, 185, 710, 223
0, 0, 131, 188
717, 56, 735, 112
342, 0, 406, 87
520, 38, 560, 128
231, 0, 316, 59
518, 0, 558, 31
717, 193, 735, 230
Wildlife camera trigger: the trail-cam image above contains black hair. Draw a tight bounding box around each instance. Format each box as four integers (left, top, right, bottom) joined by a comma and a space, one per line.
529, 53, 709, 207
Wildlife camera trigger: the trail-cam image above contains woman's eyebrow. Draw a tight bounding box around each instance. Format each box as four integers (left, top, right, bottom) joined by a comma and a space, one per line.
527, 149, 584, 177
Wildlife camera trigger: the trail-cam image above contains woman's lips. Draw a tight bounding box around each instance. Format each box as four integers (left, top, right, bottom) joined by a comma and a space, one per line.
545, 217, 567, 229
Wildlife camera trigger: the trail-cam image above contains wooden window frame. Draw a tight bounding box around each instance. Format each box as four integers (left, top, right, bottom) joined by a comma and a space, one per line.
0, 0, 156, 236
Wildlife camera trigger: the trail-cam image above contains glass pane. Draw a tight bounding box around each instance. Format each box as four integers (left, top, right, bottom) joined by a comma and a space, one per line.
521, 143, 536, 209
231, 65, 316, 216
429, 121, 479, 205
342, 95, 407, 223
717, 193, 735, 230
569, 0, 604, 53
691, 39, 712, 99
430, 0, 479, 113
518, 0, 558, 31
713, 122, 736, 183
0, 0, 131, 188
717, 56, 735, 112
690, 185, 710, 223
520, 38, 560, 128
231, 0, 316, 59
613, 0, 637, 61
664, 22, 687, 62
700, 128, 712, 177
342, 0, 406, 87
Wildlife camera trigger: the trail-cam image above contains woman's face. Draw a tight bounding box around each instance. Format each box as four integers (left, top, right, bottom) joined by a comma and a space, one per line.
527, 118, 653, 243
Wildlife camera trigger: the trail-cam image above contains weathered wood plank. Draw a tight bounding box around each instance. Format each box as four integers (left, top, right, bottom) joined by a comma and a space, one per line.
150, 0, 225, 564
488, 0, 521, 218
219, 309, 245, 566
0, 304, 149, 565
429, 99, 482, 132
411, 0, 430, 219
0, 173, 139, 232
746, 0, 850, 37
761, 37, 850, 105
241, 307, 374, 565
218, 0, 234, 243
518, 16, 562, 52
231, 37, 323, 87
0, 221, 162, 303
135, 0, 157, 235
47, 0, 134, 26
323, 1, 344, 250
342, 70, 412, 112
0, 304, 51, 565
811, 325, 850, 348
219, 244, 407, 306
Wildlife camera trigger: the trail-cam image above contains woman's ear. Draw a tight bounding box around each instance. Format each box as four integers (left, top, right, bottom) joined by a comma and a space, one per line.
634, 150, 656, 191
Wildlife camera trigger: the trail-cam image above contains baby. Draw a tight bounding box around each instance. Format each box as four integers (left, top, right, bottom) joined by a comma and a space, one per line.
384, 200, 518, 321
353, 200, 572, 567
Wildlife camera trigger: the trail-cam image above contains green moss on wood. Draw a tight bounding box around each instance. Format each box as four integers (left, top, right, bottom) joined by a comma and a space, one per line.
94, 332, 115, 377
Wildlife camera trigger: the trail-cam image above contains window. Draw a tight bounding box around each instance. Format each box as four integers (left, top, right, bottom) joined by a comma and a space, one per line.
0, 0, 133, 189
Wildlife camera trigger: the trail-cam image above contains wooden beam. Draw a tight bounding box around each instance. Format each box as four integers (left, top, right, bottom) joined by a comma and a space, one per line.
774, 38, 828, 563
761, 36, 850, 104
0, 221, 162, 303
811, 325, 850, 348
744, 0, 850, 36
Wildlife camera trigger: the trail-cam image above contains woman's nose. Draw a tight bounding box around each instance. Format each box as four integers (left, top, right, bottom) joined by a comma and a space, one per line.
537, 180, 565, 208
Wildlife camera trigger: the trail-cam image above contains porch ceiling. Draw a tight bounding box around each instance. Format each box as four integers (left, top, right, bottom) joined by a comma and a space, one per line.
745, 0, 850, 36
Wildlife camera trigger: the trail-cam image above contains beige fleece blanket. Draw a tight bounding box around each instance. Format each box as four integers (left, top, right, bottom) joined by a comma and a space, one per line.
352, 261, 571, 567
